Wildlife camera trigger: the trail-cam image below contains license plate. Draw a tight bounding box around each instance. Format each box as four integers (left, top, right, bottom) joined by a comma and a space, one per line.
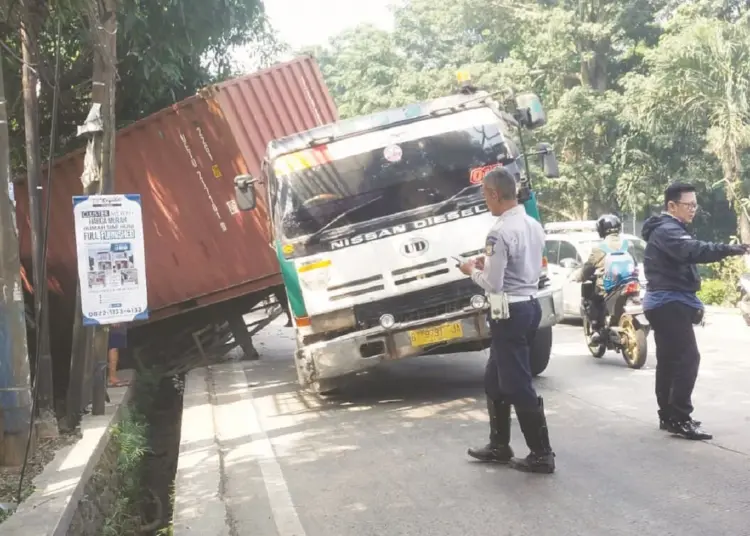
408, 322, 464, 347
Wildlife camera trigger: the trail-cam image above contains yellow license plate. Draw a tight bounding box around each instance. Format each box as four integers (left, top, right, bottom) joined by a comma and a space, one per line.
408, 322, 464, 347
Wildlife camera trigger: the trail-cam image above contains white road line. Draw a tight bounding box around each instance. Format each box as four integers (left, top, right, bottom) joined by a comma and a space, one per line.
230, 363, 307, 536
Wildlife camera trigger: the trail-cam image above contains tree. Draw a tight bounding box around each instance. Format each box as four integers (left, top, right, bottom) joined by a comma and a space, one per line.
310, 0, 669, 221
0, 0, 281, 170
624, 18, 750, 243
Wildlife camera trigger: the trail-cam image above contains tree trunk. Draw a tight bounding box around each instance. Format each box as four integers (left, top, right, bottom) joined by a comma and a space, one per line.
577, 0, 608, 92
20, 0, 57, 436
67, 0, 118, 422
737, 202, 750, 245
720, 156, 750, 245
0, 46, 36, 466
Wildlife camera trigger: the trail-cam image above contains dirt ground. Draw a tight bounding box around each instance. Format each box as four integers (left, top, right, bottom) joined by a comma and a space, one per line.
0, 431, 80, 523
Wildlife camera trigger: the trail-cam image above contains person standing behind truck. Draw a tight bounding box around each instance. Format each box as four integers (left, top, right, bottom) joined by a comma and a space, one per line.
642, 182, 749, 440
459, 167, 556, 474
108, 324, 130, 387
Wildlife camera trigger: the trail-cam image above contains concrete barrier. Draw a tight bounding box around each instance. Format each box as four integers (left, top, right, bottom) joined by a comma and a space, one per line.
0, 370, 135, 536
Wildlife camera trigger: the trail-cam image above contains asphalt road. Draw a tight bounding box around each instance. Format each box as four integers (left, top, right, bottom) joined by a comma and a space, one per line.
225, 313, 750, 536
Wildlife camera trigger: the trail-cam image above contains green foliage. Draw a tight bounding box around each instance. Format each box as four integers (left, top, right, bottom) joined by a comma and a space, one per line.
697, 279, 728, 305
0, 0, 281, 172
102, 407, 150, 536
698, 256, 746, 305
309, 0, 749, 242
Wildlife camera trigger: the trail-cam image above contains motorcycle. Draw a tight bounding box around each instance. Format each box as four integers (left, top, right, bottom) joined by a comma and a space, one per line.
581, 276, 650, 369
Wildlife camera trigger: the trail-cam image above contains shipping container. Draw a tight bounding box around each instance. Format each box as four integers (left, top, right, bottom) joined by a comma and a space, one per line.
14, 55, 338, 375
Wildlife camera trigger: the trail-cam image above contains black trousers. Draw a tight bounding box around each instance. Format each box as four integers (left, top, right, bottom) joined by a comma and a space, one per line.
485, 299, 542, 410
587, 294, 605, 329
644, 301, 701, 422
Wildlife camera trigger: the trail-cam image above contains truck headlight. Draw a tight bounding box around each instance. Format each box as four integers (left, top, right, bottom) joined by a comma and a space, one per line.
379, 314, 396, 329
470, 295, 486, 309
310, 308, 356, 333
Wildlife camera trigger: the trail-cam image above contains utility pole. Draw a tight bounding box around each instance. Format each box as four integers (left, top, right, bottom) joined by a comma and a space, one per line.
0, 48, 35, 466
20, 0, 57, 439
66, 0, 117, 425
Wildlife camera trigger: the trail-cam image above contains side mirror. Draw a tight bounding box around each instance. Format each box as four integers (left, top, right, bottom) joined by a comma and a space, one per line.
559, 258, 580, 270
514, 93, 547, 129
537, 143, 560, 178
234, 174, 257, 212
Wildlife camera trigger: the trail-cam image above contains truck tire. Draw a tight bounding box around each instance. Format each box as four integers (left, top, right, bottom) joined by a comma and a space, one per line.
530, 326, 553, 377
311, 379, 345, 396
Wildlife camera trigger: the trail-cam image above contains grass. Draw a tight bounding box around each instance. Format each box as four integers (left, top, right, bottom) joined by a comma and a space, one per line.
100, 407, 150, 536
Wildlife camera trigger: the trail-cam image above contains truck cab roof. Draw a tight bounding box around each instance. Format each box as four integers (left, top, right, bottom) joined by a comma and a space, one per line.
266, 90, 515, 161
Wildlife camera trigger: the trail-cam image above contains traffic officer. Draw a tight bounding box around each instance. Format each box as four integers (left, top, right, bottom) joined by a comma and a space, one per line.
459, 167, 555, 474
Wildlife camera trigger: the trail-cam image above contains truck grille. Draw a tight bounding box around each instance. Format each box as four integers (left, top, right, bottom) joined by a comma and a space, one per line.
353, 279, 479, 329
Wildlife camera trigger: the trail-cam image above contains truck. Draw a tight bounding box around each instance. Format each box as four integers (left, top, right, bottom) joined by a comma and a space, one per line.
234, 72, 565, 393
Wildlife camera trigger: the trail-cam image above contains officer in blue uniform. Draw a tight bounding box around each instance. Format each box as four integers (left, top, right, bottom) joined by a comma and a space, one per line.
459, 167, 556, 474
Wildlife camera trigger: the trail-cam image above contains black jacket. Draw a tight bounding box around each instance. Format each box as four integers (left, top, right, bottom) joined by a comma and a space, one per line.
641, 213, 741, 293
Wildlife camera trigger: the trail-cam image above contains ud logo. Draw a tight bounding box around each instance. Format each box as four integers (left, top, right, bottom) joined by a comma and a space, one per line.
401, 238, 429, 257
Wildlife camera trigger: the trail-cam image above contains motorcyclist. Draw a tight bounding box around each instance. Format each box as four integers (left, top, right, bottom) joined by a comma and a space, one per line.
577, 214, 626, 344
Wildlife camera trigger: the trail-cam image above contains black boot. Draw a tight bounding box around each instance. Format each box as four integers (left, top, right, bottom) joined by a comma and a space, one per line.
664, 417, 712, 440
658, 410, 702, 434
468, 398, 513, 463
510, 397, 555, 474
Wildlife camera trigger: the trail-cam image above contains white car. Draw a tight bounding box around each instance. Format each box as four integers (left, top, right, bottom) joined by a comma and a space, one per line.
544, 221, 648, 319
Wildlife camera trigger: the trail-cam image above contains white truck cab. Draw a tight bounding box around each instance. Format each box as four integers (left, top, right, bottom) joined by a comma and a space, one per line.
235, 78, 564, 393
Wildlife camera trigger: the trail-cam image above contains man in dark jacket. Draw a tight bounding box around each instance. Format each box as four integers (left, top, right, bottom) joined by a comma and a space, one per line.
642, 182, 749, 440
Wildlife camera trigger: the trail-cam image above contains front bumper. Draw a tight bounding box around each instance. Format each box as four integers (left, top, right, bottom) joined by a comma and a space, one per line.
296, 283, 564, 385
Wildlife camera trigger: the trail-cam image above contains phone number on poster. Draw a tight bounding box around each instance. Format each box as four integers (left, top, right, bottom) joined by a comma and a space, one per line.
88, 307, 144, 318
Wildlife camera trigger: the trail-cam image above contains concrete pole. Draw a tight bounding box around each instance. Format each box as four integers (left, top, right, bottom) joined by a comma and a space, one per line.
0, 48, 35, 467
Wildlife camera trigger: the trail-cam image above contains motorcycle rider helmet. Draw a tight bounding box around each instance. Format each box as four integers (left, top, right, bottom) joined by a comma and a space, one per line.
596, 214, 622, 238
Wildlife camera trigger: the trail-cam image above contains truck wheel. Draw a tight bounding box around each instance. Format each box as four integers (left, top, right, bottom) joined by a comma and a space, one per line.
310, 378, 345, 396
530, 326, 553, 377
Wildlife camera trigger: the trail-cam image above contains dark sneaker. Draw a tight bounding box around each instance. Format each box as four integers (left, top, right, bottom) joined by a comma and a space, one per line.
509, 452, 556, 474
467, 443, 514, 463
665, 419, 712, 440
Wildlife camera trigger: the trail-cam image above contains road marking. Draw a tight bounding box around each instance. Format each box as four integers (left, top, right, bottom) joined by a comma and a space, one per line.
233, 363, 307, 536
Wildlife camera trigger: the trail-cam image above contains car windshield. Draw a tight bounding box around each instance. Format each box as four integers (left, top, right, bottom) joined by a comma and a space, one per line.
580, 237, 647, 264
271, 107, 518, 240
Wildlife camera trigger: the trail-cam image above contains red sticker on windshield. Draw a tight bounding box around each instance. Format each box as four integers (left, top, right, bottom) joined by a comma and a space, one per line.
469, 163, 502, 184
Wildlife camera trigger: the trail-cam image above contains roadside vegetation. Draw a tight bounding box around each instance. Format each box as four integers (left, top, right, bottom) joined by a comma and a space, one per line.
96, 371, 183, 536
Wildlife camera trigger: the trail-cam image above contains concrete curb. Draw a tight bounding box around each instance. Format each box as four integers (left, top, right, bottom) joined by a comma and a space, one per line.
172, 367, 226, 535
0, 369, 136, 536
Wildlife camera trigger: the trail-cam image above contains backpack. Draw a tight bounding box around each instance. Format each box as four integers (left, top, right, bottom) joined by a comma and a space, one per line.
600, 239, 637, 293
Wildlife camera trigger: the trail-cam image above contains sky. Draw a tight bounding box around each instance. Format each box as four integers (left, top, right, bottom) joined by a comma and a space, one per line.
227, 0, 396, 74
264, 0, 396, 52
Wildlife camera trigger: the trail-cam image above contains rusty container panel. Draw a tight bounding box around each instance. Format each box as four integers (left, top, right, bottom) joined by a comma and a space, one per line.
14, 56, 338, 330
214, 55, 338, 181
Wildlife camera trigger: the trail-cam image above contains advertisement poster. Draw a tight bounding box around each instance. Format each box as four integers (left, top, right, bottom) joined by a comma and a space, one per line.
73, 194, 149, 326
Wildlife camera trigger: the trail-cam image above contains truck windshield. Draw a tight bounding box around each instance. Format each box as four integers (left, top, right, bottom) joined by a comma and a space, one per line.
272, 107, 516, 240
